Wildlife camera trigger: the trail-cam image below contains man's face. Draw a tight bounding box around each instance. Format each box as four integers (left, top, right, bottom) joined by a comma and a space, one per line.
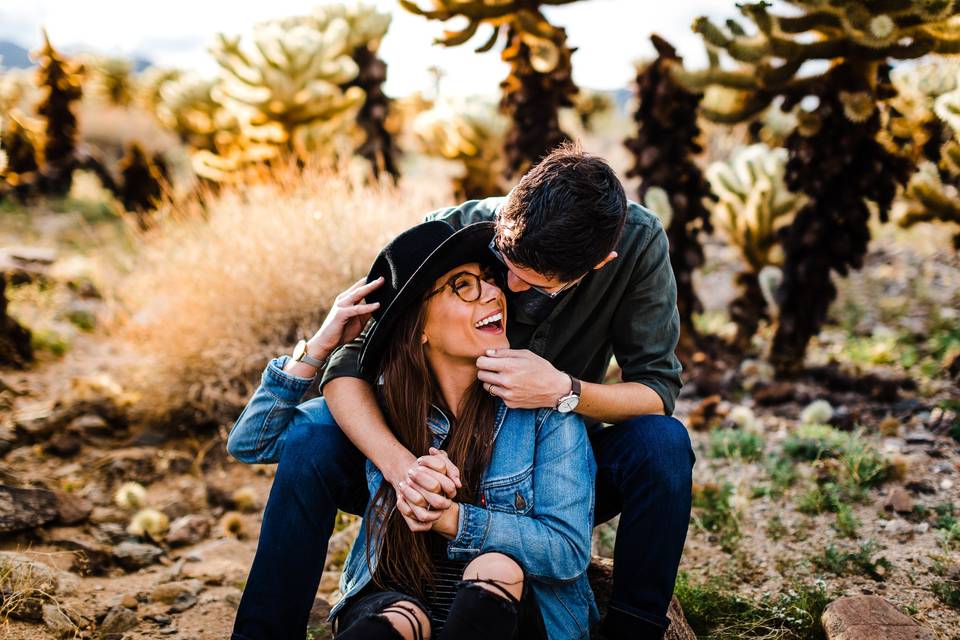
488, 236, 584, 298
499, 252, 577, 295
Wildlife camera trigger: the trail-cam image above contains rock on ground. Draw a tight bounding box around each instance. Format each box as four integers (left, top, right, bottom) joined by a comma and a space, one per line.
822, 595, 935, 640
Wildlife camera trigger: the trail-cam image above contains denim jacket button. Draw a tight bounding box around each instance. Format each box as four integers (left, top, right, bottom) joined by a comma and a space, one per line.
514, 491, 526, 511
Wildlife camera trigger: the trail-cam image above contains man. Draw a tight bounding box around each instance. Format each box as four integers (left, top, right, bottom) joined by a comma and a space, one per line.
230, 141, 695, 640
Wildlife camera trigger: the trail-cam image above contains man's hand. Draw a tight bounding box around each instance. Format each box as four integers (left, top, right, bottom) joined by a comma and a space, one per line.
476, 349, 570, 409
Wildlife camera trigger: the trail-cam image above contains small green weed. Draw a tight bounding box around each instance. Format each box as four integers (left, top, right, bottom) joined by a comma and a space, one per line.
833, 504, 860, 539
932, 579, 960, 609
674, 571, 830, 640
812, 540, 892, 581
709, 428, 764, 461
692, 482, 742, 552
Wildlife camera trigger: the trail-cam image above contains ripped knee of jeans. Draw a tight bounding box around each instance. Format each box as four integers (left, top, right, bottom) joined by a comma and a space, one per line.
380, 602, 429, 640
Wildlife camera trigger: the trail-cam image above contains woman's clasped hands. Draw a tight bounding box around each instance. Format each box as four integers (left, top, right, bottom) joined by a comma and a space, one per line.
395, 447, 463, 537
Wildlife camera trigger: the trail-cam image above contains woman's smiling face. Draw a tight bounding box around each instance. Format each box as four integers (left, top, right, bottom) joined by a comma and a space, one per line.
421, 262, 509, 360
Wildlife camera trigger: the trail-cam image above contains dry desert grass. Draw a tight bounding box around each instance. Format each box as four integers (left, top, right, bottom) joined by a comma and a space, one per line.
108, 161, 450, 428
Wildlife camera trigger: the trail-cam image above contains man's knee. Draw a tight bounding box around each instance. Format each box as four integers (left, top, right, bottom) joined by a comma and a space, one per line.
275, 400, 359, 492
618, 415, 695, 484
462, 552, 524, 601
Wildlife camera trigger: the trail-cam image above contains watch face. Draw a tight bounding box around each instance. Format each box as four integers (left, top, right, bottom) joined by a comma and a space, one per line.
558, 396, 579, 413
292, 340, 306, 361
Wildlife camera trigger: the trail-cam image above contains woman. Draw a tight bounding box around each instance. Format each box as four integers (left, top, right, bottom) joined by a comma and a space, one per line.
228, 221, 598, 640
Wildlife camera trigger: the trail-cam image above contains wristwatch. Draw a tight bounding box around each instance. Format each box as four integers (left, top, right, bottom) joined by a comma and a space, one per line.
291, 339, 327, 368
555, 375, 581, 414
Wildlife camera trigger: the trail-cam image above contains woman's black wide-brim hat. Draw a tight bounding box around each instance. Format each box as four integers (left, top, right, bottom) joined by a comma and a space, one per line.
358, 220, 496, 380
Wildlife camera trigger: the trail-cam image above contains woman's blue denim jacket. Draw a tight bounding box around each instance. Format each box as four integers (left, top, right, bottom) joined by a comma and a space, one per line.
227, 356, 600, 640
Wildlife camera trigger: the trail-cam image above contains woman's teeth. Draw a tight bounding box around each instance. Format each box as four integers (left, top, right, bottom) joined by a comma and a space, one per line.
474, 312, 502, 330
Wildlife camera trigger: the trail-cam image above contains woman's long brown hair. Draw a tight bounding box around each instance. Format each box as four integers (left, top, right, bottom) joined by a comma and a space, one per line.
364, 297, 498, 598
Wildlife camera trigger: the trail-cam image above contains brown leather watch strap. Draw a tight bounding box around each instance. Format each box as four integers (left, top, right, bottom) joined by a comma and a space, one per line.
569, 375, 581, 396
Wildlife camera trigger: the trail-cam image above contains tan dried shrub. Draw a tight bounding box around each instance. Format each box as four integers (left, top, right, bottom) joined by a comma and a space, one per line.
109, 160, 448, 428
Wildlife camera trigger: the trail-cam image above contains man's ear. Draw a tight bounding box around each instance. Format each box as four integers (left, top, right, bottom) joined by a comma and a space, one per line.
593, 251, 619, 271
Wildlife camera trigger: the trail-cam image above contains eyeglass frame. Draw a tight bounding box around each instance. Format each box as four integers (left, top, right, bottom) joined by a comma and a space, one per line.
487, 238, 585, 299
426, 268, 501, 303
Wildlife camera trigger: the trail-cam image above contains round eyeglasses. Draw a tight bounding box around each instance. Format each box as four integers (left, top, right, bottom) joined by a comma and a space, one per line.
427, 268, 502, 303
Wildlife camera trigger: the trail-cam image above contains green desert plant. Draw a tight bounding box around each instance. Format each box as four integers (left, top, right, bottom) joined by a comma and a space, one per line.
709, 427, 765, 461
674, 571, 831, 640
692, 481, 743, 552
813, 540, 892, 581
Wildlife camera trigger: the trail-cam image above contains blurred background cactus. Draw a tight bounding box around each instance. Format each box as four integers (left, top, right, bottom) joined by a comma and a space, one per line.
34, 30, 85, 196
205, 16, 365, 180
673, 0, 959, 374
413, 98, 505, 200
625, 35, 716, 361
84, 54, 134, 107
0, 114, 41, 200
898, 63, 960, 247
706, 143, 804, 351
400, 0, 582, 180
311, 3, 400, 181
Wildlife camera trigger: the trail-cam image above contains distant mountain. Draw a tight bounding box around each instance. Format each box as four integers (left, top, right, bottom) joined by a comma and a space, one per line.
0, 39, 153, 72
0, 40, 31, 68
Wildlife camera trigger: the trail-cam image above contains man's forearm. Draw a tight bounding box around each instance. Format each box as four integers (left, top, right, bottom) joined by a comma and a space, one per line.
324, 376, 416, 487
576, 380, 664, 423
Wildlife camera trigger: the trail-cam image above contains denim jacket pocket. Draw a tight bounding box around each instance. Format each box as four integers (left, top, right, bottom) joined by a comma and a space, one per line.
481, 465, 534, 515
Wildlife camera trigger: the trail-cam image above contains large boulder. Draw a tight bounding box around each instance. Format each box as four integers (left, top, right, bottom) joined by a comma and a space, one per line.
821, 595, 934, 640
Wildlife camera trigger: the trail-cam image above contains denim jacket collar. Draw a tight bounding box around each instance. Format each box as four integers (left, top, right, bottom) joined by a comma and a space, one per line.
426, 401, 509, 445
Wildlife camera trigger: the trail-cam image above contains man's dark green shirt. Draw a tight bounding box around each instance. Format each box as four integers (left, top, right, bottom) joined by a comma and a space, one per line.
321, 196, 683, 415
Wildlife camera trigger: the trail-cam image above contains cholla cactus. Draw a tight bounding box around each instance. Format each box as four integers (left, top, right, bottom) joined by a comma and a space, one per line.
673, 2, 955, 374
707, 143, 804, 350
800, 399, 834, 426
625, 35, 715, 358
1, 113, 40, 200
116, 143, 165, 218
322, 4, 399, 181
157, 73, 238, 152
137, 67, 182, 112
232, 486, 259, 513
708, 144, 802, 273
413, 98, 506, 200
85, 54, 134, 106
0, 117, 6, 176
400, 0, 582, 177
209, 19, 364, 162
34, 30, 84, 196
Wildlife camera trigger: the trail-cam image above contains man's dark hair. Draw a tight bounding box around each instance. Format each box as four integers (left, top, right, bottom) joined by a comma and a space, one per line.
496, 140, 627, 281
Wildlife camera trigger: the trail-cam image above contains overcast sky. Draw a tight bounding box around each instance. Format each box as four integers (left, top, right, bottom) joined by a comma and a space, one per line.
0, 0, 727, 97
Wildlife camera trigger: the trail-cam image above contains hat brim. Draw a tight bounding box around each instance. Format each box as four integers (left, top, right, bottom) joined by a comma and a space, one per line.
358, 222, 496, 380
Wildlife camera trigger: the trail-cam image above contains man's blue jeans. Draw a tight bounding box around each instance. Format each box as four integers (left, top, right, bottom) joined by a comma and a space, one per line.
230, 413, 695, 640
